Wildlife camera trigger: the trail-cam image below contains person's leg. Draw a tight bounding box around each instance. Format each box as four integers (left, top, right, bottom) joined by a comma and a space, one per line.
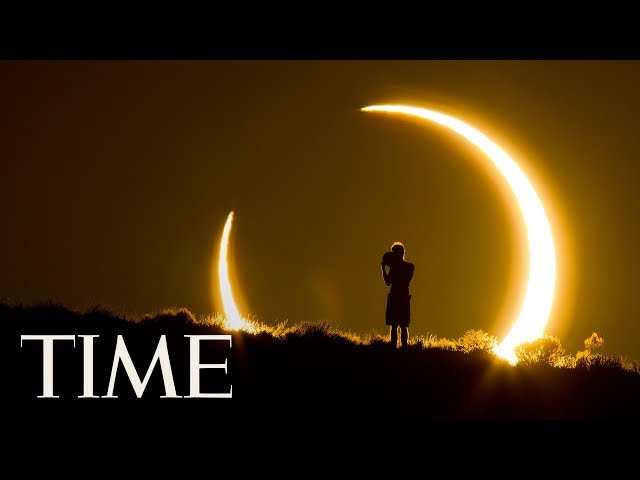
400, 326, 408, 348
390, 325, 398, 348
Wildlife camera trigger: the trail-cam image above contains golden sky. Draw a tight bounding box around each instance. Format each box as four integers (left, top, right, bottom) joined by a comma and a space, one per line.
1, 60, 639, 359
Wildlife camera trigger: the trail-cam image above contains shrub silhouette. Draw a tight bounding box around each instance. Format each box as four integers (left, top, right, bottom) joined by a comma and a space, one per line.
515, 335, 565, 367
457, 329, 497, 354
574, 332, 625, 371
584, 332, 605, 351
576, 353, 625, 371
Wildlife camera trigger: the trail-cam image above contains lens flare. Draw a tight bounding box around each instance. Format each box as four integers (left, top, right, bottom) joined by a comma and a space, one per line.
218, 211, 253, 331
362, 105, 556, 363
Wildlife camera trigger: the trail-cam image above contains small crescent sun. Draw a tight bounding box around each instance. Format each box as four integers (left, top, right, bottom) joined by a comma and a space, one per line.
363, 105, 556, 363
217, 211, 253, 332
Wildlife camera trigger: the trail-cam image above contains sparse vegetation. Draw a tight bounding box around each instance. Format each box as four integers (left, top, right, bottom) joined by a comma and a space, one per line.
508, 330, 637, 374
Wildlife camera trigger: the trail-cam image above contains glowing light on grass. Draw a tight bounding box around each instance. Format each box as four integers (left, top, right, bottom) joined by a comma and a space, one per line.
362, 105, 557, 364
218, 211, 253, 332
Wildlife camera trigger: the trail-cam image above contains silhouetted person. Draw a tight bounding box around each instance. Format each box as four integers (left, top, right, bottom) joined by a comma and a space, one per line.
381, 242, 415, 348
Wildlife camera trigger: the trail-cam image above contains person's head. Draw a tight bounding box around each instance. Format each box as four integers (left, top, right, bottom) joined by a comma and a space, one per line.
382, 251, 396, 267
391, 242, 405, 260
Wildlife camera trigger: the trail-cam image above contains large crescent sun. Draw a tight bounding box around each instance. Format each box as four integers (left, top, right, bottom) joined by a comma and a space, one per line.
362, 105, 557, 363
216, 106, 557, 362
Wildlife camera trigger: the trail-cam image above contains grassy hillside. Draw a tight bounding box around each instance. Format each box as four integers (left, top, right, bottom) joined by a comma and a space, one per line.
2, 301, 639, 424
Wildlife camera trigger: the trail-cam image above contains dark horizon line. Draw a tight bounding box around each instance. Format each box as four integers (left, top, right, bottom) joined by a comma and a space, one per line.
3, 297, 638, 366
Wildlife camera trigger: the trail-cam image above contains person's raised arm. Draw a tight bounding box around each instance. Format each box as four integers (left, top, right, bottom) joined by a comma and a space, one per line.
381, 263, 392, 286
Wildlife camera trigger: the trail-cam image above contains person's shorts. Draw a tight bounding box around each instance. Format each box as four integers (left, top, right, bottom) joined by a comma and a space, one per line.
385, 293, 411, 327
